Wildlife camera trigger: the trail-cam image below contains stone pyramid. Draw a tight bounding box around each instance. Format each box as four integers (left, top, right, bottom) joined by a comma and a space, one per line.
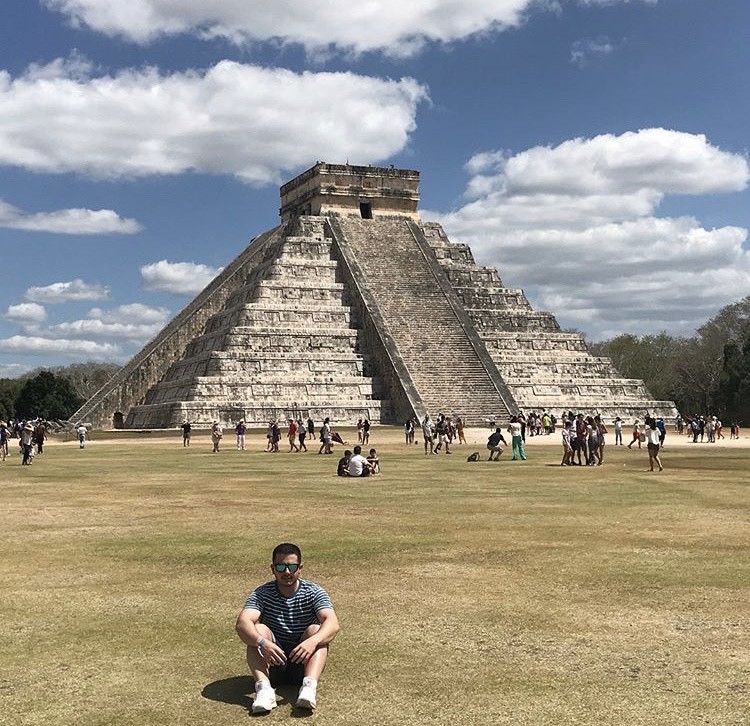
73, 163, 676, 429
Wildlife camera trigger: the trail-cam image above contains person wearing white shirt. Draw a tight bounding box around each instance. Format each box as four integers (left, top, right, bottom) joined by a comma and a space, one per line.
347, 445, 373, 477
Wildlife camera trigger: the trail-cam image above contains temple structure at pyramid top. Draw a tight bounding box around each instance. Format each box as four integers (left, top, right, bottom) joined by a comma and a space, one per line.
280, 163, 420, 221
72, 162, 676, 429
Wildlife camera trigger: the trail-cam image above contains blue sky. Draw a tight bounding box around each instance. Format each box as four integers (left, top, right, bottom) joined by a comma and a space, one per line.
1, 0, 748, 377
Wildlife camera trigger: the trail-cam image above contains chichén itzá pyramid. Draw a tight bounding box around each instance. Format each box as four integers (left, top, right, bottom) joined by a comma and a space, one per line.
72, 162, 677, 429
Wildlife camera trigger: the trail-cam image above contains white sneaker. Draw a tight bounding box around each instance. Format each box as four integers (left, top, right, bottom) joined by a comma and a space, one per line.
295, 681, 317, 710
252, 686, 277, 714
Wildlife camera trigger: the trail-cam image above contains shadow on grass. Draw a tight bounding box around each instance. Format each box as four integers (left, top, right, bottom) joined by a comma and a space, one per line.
202, 676, 313, 719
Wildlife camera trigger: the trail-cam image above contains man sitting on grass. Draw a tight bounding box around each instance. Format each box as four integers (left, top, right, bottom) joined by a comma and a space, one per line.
236, 542, 340, 714
337, 450, 352, 476
348, 445, 374, 477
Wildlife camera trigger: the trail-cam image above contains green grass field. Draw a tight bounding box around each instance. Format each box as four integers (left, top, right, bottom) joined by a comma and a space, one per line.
2, 430, 748, 725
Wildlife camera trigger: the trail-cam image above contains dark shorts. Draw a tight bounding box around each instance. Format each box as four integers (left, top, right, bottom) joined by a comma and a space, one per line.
267, 637, 305, 686
647, 443, 660, 452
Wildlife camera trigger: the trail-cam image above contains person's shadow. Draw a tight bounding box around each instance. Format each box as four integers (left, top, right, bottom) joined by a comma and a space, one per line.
202, 676, 313, 718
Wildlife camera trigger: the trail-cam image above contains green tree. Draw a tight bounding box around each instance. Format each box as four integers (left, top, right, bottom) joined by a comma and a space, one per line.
716, 335, 750, 424
14, 371, 84, 420
590, 332, 686, 404
0, 378, 22, 420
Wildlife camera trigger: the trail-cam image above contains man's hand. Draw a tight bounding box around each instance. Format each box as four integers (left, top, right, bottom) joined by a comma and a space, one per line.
289, 637, 318, 664
259, 639, 287, 666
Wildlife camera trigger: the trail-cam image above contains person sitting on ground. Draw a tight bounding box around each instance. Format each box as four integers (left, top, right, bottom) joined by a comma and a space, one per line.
348, 445, 373, 477
235, 542, 340, 714
337, 450, 352, 476
366, 448, 381, 473
486, 427, 507, 461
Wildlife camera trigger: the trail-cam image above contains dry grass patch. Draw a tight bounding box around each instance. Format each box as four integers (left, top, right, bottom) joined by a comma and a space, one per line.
1, 431, 748, 725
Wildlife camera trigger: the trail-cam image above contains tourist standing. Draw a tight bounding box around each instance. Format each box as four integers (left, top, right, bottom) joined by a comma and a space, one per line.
560, 421, 573, 465
644, 417, 663, 472
211, 421, 223, 452
361, 418, 371, 446
614, 417, 623, 445
404, 418, 413, 445
298, 419, 308, 451
236, 420, 247, 450
455, 416, 467, 445
433, 414, 451, 454
307, 417, 315, 443
0, 421, 8, 461
421, 414, 435, 455
507, 416, 527, 461
181, 421, 191, 447
271, 421, 281, 452
34, 420, 47, 454
318, 418, 332, 455
21, 422, 35, 465
76, 423, 88, 449
288, 419, 299, 452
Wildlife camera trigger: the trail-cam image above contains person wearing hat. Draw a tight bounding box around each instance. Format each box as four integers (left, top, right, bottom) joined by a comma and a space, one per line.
21, 422, 35, 465
76, 423, 88, 449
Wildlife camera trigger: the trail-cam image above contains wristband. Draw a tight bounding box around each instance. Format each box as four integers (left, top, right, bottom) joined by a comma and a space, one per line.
258, 638, 267, 650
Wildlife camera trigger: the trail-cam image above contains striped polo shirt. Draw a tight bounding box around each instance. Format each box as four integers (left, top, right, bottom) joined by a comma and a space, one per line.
244, 579, 334, 651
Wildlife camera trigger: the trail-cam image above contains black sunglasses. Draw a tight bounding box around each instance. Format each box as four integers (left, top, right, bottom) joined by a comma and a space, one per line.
273, 563, 300, 573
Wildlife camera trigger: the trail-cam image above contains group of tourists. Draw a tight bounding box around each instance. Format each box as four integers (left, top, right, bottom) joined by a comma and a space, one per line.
676, 414, 741, 443
336, 446, 381, 477
0, 418, 50, 464
416, 413, 467, 455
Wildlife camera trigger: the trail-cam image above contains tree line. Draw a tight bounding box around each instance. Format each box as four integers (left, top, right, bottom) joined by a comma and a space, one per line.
0, 363, 120, 422
590, 295, 750, 423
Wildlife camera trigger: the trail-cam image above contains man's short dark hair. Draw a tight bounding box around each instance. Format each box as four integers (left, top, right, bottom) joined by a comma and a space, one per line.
353, 445, 362, 455
272, 542, 302, 563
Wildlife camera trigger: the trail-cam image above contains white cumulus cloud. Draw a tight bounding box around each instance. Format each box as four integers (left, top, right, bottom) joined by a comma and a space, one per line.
141, 260, 222, 295
44, 0, 538, 55
0, 57, 428, 183
87, 304, 171, 325
0, 335, 120, 358
0, 203, 142, 234
4, 303, 48, 325
427, 128, 750, 339
42, 304, 172, 342
25, 279, 110, 304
